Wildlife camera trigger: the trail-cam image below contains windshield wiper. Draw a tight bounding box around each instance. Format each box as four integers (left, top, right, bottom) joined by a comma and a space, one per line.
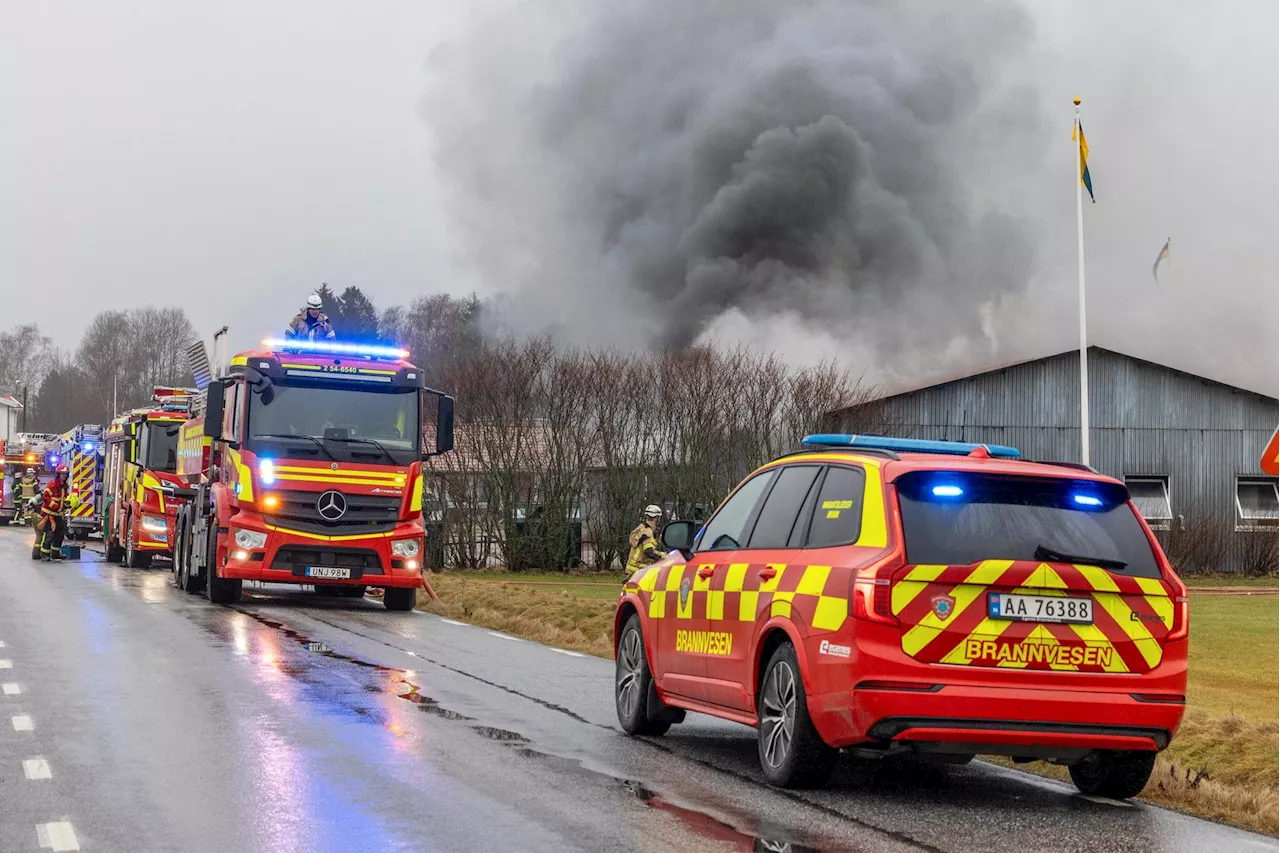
329, 436, 398, 464
1034, 544, 1128, 571
254, 433, 338, 462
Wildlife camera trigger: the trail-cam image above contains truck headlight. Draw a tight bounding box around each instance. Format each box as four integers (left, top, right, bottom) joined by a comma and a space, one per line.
391, 538, 421, 558
142, 514, 167, 533
234, 529, 267, 549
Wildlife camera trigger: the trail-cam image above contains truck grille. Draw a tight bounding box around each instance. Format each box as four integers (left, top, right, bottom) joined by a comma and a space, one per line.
264, 489, 400, 536
274, 546, 383, 576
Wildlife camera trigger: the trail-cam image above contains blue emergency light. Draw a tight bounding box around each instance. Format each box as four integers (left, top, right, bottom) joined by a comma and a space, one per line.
801, 434, 1022, 459
82, 442, 94, 453
262, 338, 410, 360
46, 454, 59, 468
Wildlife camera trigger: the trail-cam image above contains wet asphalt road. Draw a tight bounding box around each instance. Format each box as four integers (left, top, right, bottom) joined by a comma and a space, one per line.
0, 529, 1271, 853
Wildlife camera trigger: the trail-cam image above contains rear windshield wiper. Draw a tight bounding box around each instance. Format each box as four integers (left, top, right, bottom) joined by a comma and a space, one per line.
254, 433, 338, 462
1034, 544, 1128, 571
329, 436, 397, 464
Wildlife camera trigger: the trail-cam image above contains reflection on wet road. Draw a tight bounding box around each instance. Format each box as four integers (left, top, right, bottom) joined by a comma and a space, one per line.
0, 530, 1271, 853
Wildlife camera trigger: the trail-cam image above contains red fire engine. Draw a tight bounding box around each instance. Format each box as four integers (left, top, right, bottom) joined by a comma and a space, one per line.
172, 338, 453, 610
103, 389, 196, 567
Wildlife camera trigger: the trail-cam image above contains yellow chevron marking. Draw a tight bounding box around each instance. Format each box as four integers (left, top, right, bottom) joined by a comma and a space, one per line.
1067, 623, 1131, 673
725, 563, 748, 593
649, 589, 666, 619
1135, 577, 1169, 597
638, 567, 658, 592
1074, 563, 1121, 593
940, 616, 1017, 664
261, 524, 398, 543
795, 566, 830, 596
811, 596, 847, 631
1094, 593, 1163, 669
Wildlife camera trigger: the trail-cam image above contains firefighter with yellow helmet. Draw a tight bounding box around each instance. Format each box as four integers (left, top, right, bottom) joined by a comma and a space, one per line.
625, 504, 667, 577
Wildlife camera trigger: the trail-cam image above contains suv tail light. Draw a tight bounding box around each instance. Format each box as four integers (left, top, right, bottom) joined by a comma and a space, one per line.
851, 546, 904, 626
1166, 570, 1189, 642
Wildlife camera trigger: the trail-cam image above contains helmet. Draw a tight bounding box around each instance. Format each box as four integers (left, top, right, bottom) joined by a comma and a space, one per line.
25, 468, 34, 475
56, 465, 69, 475
306, 292, 323, 310
644, 504, 663, 518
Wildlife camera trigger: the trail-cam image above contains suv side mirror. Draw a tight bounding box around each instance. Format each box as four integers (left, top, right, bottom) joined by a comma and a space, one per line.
203, 381, 225, 440
428, 394, 454, 457
662, 520, 696, 557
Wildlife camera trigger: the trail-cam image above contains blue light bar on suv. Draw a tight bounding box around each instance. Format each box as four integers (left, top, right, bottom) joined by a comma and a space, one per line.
262, 339, 410, 360
801, 434, 1022, 459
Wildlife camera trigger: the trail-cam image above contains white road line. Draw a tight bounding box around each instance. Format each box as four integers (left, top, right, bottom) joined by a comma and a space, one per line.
0, 660, 12, 669
12, 715, 33, 731
37, 821, 80, 851
2, 683, 19, 696
1078, 794, 1134, 808
550, 648, 585, 658
440, 618, 468, 626
486, 631, 522, 642
23, 758, 51, 780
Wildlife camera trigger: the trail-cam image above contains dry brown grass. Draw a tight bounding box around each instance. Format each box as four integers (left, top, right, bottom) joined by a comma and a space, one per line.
420, 573, 617, 658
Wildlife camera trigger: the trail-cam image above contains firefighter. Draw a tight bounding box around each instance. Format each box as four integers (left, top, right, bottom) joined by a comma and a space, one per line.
33, 465, 76, 561
14, 468, 39, 525
625, 505, 667, 577
285, 291, 337, 341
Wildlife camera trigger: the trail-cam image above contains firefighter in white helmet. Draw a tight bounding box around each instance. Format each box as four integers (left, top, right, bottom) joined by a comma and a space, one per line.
625, 504, 666, 577
285, 291, 336, 341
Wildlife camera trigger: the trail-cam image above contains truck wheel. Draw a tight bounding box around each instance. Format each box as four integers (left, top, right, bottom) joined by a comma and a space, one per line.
1068, 750, 1155, 800
757, 642, 837, 789
125, 528, 153, 569
205, 522, 241, 605
105, 535, 124, 563
383, 587, 416, 611
615, 614, 676, 736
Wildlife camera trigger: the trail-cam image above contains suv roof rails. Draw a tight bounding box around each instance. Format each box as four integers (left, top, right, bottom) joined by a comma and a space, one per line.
1034, 460, 1100, 474
801, 434, 1022, 460
781, 446, 901, 462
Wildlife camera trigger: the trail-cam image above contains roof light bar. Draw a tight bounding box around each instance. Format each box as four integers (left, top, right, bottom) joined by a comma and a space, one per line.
262, 338, 410, 360
802, 434, 1022, 459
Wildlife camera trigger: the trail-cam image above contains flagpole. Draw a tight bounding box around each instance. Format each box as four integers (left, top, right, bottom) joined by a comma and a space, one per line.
1074, 97, 1090, 467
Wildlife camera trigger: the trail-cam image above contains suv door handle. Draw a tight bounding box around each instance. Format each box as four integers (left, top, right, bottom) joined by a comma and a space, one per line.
757, 566, 777, 581
697, 565, 715, 580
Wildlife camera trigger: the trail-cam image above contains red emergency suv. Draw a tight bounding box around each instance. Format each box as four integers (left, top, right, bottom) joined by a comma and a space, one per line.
614, 435, 1188, 799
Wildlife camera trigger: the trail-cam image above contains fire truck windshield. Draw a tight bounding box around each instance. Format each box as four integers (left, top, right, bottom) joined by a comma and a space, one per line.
140, 422, 182, 473
245, 384, 420, 465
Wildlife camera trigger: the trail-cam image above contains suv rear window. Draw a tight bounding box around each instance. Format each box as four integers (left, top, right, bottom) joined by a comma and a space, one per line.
895, 472, 1162, 578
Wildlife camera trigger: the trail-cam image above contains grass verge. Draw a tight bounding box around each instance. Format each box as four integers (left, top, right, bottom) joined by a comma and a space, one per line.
420, 573, 1278, 835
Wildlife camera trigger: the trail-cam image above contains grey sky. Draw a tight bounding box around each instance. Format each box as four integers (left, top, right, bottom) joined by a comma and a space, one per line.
2, 1, 1275, 395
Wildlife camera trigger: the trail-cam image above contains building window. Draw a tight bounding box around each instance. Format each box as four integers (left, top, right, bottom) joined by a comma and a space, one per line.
1125, 476, 1172, 529
1235, 477, 1279, 531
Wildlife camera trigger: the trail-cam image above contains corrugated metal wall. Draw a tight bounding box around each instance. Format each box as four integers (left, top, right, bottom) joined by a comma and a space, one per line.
832, 348, 1278, 568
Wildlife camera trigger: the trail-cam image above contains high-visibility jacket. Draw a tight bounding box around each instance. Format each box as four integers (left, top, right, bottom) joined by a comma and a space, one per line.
17, 476, 39, 501
626, 522, 664, 574
285, 311, 336, 340
40, 479, 71, 516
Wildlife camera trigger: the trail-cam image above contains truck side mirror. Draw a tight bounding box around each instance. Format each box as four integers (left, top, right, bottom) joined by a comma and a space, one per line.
434, 395, 454, 456
203, 381, 225, 440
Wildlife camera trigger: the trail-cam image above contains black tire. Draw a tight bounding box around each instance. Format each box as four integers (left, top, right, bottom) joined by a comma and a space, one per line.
205, 520, 241, 605
1068, 750, 1156, 799
125, 525, 153, 569
383, 586, 416, 611
105, 534, 125, 563
757, 643, 838, 788
615, 614, 673, 737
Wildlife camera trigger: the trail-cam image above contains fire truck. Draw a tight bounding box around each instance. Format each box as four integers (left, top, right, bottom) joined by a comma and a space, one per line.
102, 389, 196, 567
172, 337, 453, 610
58, 424, 105, 539
0, 433, 61, 525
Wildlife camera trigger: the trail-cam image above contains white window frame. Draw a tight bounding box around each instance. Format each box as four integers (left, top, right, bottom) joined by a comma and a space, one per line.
1125, 475, 1172, 530
1235, 476, 1279, 532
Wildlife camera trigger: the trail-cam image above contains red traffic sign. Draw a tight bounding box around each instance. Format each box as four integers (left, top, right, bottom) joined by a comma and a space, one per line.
1263, 429, 1280, 476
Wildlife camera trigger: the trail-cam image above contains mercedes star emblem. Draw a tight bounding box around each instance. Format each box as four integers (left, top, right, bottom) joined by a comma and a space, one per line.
316, 490, 347, 521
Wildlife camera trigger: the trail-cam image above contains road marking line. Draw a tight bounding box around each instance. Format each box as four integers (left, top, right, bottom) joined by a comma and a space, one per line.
0, 660, 11, 669
37, 821, 80, 851
440, 618, 468, 626
550, 648, 585, 657
487, 631, 521, 642
12, 715, 33, 731
2, 683, 19, 696
23, 758, 51, 780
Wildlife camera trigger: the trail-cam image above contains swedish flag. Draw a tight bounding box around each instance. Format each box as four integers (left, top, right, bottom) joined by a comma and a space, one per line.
1073, 121, 1095, 203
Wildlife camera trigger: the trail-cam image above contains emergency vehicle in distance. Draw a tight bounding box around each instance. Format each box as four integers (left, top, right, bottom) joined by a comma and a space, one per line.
171, 337, 454, 611
58, 424, 105, 539
615, 434, 1188, 800
0, 433, 61, 525
103, 389, 195, 567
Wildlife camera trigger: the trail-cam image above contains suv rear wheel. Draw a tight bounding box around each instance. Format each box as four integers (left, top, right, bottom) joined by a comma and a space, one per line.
1068, 750, 1155, 799
757, 642, 837, 788
615, 614, 674, 736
